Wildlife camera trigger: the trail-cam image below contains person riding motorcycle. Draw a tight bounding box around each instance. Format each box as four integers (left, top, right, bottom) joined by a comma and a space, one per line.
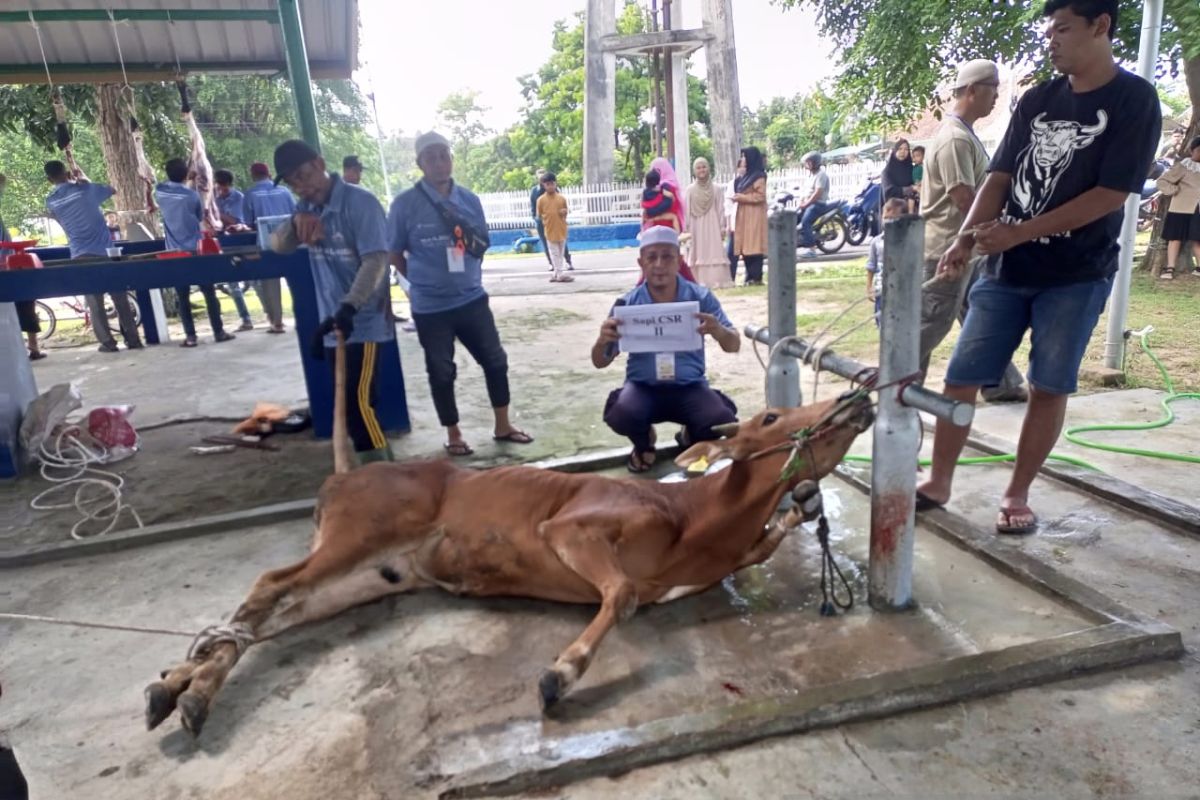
797, 151, 834, 258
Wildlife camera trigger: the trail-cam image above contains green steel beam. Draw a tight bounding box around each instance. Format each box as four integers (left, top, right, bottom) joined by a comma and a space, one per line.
0, 10, 279, 24
277, 0, 320, 151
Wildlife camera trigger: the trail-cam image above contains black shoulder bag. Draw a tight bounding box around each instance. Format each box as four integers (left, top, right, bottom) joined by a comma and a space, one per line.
414, 181, 490, 259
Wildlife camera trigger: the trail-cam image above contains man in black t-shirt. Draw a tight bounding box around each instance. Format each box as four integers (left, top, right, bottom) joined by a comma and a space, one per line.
916, 0, 1160, 536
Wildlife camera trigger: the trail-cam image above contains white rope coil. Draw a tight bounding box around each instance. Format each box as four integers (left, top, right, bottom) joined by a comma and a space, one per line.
30, 426, 144, 540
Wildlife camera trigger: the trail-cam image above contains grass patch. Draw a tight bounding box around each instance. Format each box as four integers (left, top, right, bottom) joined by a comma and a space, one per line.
496, 307, 589, 333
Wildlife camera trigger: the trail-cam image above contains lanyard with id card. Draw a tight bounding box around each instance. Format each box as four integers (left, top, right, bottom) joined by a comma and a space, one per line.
447, 224, 466, 273
655, 352, 676, 382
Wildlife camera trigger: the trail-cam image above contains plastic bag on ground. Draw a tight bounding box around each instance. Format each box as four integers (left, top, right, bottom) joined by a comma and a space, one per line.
87, 406, 139, 462
19, 383, 81, 462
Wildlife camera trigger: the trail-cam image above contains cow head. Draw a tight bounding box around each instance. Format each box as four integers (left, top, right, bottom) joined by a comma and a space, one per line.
675, 391, 874, 482
1028, 111, 1107, 170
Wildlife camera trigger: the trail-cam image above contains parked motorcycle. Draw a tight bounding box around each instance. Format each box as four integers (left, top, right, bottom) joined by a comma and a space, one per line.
773, 190, 849, 255
844, 178, 882, 246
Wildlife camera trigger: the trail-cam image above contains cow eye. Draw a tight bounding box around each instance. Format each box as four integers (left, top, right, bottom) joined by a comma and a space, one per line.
762, 413, 779, 426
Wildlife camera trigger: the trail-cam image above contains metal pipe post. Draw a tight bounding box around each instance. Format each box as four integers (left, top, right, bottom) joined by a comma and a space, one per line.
1103, 0, 1162, 369
869, 215, 924, 611
277, 0, 321, 151
766, 209, 800, 407
743, 327, 973, 426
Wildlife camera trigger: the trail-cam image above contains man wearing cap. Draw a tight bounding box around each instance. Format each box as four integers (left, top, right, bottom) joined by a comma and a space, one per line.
592, 226, 740, 473
918, 58, 1026, 404
388, 131, 534, 457
269, 139, 394, 464
343, 155, 364, 186
244, 161, 296, 333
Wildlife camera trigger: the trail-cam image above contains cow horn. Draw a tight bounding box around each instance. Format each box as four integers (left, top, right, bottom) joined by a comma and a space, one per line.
710, 422, 739, 438
1030, 112, 1048, 132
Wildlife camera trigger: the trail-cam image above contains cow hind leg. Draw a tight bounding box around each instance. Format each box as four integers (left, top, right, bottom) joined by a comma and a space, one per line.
537, 521, 638, 711
146, 544, 422, 736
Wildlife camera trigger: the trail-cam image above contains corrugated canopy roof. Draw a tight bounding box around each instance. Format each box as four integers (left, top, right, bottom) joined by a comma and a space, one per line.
0, 1, 357, 84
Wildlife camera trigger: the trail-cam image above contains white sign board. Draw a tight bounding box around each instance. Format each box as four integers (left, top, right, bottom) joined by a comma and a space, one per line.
613, 301, 702, 354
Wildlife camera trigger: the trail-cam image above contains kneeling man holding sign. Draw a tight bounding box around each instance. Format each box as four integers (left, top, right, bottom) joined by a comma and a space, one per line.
592, 226, 741, 473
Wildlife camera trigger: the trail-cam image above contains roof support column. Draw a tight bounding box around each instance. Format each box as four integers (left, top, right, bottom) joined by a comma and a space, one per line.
277, 0, 321, 150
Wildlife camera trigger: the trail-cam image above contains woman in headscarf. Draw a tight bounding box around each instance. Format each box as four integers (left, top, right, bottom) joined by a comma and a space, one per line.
881, 139, 917, 212
686, 157, 730, 288
641, 156, 687, 232
733, 146, 768, 285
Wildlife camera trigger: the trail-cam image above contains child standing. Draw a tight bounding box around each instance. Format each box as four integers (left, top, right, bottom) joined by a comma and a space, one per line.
536, 172, 574, 283
866, 199, 910, 325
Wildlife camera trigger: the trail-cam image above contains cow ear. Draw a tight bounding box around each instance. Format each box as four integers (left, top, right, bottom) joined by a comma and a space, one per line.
675, 440, 731, 469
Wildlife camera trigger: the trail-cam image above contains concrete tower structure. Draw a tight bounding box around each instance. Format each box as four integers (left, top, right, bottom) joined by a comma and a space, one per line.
583, 0, 744, 185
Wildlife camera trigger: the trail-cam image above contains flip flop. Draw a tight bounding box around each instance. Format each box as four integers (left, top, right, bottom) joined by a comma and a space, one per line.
266, 326, 287, 334
180, 338, 198, 348
626, 449, 654, 474
996, 506, 1038, 535
493, 429, 534, 444
915, 491, 944, 512
28, 351, 47, 361
443, 441, 474, 457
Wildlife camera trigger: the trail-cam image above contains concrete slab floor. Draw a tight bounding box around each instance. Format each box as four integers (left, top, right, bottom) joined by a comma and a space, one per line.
0, 478, 1125, 800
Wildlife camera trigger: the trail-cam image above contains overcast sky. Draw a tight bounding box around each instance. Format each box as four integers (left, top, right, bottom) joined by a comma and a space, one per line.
356, 0, 836, 135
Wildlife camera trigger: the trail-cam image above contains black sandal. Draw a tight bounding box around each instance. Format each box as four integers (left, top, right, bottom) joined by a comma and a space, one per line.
626, 449, 655, 474
1160, 266, 1175, 280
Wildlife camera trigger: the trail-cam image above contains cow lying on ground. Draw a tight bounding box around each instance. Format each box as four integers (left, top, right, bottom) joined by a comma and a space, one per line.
145, 337, 875, 736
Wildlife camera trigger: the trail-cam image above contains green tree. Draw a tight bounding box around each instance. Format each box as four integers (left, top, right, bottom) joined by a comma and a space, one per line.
775, 0, 1200, 136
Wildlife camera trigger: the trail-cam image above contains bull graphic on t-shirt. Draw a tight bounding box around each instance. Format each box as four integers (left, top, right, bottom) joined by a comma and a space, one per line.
1011, 111, 1107, 217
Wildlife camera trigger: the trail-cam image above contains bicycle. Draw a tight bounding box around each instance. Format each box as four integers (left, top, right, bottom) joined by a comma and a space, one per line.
36, 292, 141, 344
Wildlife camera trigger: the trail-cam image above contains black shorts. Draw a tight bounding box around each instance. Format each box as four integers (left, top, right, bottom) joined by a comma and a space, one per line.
15, 301, 39, 334
1163, 211, 1200, 243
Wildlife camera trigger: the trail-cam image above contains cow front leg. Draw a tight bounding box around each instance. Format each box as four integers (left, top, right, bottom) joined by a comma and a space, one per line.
537, 519, 638, 711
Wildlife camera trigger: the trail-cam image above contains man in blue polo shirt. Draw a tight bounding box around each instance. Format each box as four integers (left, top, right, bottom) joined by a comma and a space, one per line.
43, 160, 142, 353
244, 161, 295, 333
269, 139, 394, 464
156, 158, 234, 347
592, 226, 740, 473
388, 131, 534, 457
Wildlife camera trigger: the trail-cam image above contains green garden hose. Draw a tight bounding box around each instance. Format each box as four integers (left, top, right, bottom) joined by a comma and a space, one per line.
1062, 329, 1200, 464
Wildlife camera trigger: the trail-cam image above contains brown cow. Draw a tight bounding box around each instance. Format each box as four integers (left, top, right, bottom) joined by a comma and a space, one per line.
144, 339, 874, 736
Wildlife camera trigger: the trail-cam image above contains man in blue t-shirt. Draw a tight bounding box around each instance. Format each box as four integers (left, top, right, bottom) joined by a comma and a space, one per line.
270, 139, 395, 464
592, 226, 740, 473
244, 161, 295, 333
212, 169, 254, 330
918, 0, 1160, 535
156, 158, 235, 347
388, 131, 534, 457
43, 160, 142, 353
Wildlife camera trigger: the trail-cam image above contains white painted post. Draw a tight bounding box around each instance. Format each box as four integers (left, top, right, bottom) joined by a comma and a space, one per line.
0, 303, 38, 477
868, 215, 923, 610
1103, 0, 1163, 370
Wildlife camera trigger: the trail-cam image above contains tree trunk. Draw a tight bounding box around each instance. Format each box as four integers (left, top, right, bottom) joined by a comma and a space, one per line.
1144, 54, 1200, 275
95, 84, 159, 239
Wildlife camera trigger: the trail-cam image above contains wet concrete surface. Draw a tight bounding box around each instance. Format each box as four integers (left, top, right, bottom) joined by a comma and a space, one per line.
0, 476, 1095, 800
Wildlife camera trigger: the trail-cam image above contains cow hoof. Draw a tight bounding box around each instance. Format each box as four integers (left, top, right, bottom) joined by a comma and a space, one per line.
177, 692, 209, 737
538, 670, 563, 712
144, 683, 177, 731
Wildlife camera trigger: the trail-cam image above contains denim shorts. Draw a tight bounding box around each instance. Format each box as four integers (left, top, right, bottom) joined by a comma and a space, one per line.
945, 274, 1114, 395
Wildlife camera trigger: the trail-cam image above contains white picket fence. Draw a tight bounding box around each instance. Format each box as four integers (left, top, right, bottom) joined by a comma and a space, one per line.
479, 161, 884, 229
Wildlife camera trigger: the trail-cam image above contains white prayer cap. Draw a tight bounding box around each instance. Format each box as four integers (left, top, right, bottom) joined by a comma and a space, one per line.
638, 226, 680, 250
954, 59, 999, 89
415, 131, 451, 158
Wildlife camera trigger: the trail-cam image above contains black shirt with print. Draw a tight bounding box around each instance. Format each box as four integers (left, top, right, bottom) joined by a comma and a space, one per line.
987, 68, 1160, 288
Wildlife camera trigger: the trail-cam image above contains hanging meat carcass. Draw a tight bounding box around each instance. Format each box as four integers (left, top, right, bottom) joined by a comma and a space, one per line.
52, 89, 90, 182
176, 80, 222, 233
129, 116, 157, 214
